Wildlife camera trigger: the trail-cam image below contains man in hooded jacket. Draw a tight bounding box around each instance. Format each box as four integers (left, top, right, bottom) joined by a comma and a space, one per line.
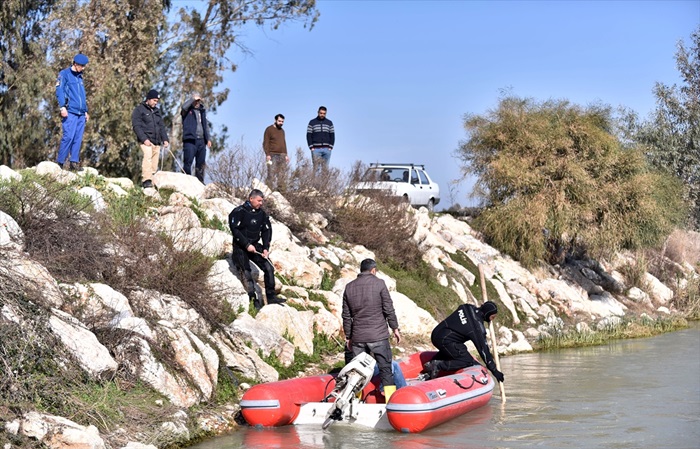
424, 301, 505, 383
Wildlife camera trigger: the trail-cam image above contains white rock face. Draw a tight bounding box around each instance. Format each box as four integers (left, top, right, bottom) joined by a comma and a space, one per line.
18, 411, 106, 449
153, 171, 205, 199
129, 289, 210, 335
48, 309, 118, 379
256, 305, 315, 355
157, 322, 218, 400
2, 253, 64, 307
78, 186, 107, 212
643, 272, 674, 304
390, 291, 438, 339
0, 210, 24, 249
207, 259, 249, 315
201, 198, 236, 224
114, 335, 201, 407
229, 313, 296, 367
105, 177, 134, 190
211, 329, 279, 382
0, 164, 21, 181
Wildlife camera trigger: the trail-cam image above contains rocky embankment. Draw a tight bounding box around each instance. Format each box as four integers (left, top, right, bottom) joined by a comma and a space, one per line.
0, 161, 695, 449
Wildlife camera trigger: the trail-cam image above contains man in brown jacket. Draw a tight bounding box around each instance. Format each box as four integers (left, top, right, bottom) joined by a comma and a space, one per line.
342, 258, 401, 401
262, 114, 288, 191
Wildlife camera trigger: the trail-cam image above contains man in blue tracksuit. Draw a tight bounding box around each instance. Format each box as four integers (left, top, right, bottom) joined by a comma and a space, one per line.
55, 53, 89, 171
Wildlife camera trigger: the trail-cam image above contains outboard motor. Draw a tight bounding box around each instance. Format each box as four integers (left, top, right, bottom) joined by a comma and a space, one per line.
322, 352, 376, 429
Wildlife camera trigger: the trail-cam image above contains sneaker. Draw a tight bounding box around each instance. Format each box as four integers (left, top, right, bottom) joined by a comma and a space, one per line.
69, 161, 83, 172
142, 180, 153, 188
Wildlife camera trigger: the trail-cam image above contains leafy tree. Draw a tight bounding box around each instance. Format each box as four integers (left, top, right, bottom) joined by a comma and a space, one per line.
45, 0, 167, 178
0, 0, 58, 167
456, 96, 687, 267
635, 27, 700, 229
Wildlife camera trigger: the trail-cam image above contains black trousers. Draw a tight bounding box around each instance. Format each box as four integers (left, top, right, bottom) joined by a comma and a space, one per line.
430, 324, 478, 372
183, 138, 206, 182
232, 246, 276, 300
351, 339, 394, 388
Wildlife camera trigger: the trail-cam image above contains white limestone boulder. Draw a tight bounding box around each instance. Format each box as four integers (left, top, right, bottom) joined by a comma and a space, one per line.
390, 291, 437, 339
0, 164, 21, 181
643, 272, 674, 304
16, 411, 106, 449
228, 313, 296, 367
114, 335, 201, 407
0, 210, 23, 250
128, 289, 210, 335
49, 308, 118, 379
153, 171, 205, 199
256, 305, 315, 355
207, 259, 249, 315
211, 329, 279, 382
157, 321, 218, 400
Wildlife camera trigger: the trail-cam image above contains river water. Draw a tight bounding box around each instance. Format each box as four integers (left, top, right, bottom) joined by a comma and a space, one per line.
193, 324, 700, 449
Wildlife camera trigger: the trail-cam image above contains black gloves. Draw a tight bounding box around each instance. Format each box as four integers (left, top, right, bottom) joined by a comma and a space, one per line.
485, 361, 504, 382
491, 369, 504, 383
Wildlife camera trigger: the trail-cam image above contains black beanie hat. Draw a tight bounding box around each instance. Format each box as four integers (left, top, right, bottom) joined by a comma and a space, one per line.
478, 301, 498, 321
146, 89, 160, 100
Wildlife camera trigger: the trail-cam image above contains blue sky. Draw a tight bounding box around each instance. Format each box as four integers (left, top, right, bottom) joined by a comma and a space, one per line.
204, 0, 698, 208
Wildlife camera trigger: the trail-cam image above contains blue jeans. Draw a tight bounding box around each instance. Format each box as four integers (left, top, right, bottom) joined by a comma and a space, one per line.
183, 139, 207, 183
311, 147, 331, 170
57, 113, 86, 164
373, 361, 407, 389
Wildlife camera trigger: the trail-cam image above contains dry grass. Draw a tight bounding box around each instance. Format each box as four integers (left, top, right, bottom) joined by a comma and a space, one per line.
665, 229, 700, 268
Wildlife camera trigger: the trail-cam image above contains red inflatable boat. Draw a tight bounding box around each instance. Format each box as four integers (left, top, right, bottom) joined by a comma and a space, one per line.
240, 351, 495, 433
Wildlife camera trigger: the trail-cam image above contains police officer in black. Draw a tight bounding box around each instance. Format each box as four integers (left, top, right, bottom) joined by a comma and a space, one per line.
228, 189, 285, 310
424, 301, 504, 383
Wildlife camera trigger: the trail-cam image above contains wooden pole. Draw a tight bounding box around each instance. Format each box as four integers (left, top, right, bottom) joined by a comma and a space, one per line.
479, 264, 506, 404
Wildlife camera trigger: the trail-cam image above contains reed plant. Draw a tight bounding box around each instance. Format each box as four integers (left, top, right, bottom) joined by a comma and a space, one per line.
535, 315, 688, 350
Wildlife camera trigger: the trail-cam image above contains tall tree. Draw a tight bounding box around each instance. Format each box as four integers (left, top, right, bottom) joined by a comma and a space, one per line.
45, 0, 168, 178
456, 96, 686, 267
0, 0, 58, 167
636, 27, 700, 229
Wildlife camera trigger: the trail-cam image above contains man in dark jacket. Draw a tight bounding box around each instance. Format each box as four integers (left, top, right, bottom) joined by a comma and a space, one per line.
131, 89, 169, 188
55, 53, 89, 171
424, 301, 505, 383
342, 258, 401, 401
228, 189, 285, 310
180, 92, 211, 183
306, 106, 335, 172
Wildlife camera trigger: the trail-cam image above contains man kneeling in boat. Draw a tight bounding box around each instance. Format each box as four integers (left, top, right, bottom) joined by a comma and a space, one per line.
424, 301, 505, 383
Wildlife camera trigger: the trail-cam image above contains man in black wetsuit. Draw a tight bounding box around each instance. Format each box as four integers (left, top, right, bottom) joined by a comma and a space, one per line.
424, 301, 505, 383
228, 189, 285, 310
